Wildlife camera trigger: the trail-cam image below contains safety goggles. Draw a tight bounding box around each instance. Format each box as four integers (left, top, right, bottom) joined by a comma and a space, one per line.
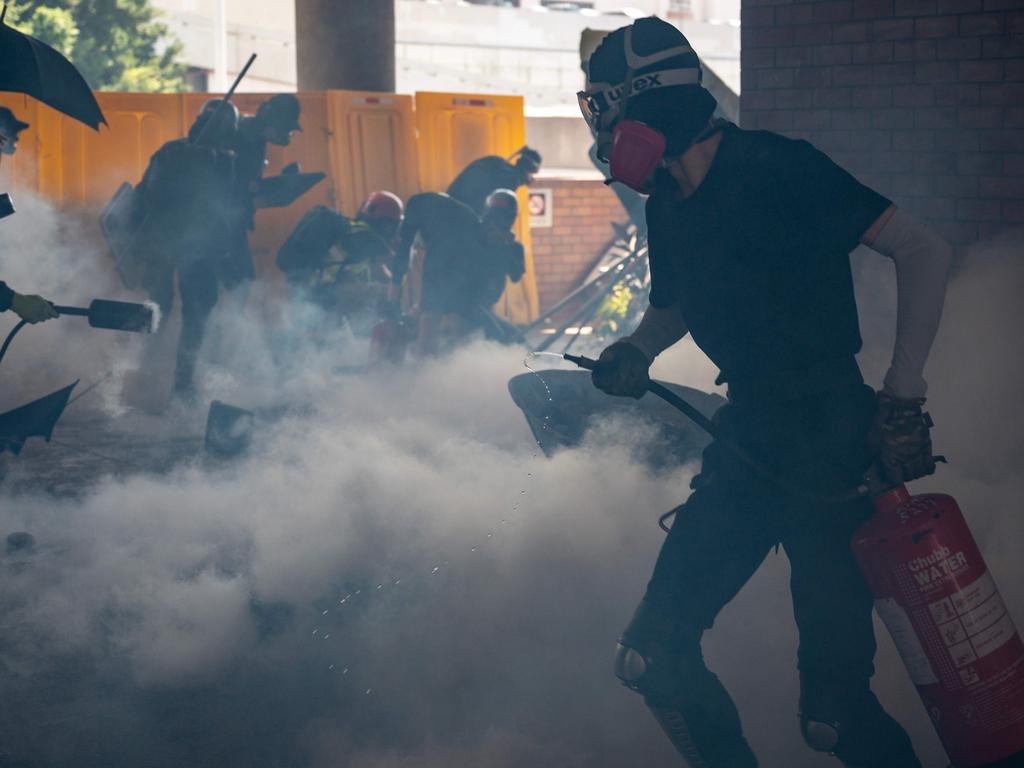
577, 67, 702, 140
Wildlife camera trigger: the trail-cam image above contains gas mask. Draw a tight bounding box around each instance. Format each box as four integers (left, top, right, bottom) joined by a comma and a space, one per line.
579, 28, 700, 193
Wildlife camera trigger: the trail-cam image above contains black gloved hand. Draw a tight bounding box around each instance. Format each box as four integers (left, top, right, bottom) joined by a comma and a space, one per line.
592, 340, 651, 399
869, 393, 937, 485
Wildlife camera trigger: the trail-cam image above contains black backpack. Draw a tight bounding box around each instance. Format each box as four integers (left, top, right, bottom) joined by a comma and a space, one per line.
276, 205, 350, 275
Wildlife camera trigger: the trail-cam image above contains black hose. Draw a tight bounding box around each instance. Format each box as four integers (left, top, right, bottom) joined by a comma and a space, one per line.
563, 353, 872, 531
0, 319, 28, 366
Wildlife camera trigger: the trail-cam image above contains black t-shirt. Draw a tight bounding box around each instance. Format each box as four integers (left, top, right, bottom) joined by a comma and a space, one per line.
447, 156, 522, 215
646, 124, 890, 383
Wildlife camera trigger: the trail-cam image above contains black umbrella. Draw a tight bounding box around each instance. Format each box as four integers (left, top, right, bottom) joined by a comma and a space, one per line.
0, 4, 106, 131
0, 380, 77, 455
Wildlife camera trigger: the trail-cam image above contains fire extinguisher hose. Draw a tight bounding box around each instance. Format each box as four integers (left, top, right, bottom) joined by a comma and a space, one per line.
563, 353, 873, 531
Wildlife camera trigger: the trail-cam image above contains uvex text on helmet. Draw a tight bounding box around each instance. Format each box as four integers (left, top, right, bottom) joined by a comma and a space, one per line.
188, 99, 240, 147
484, 188, 519, 230
358, 191, 404, 222
583, 17, 716, 158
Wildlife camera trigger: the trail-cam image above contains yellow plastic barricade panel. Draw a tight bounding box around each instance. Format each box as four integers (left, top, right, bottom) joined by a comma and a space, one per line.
414, 92, 539, 324
325, 91, 420, 217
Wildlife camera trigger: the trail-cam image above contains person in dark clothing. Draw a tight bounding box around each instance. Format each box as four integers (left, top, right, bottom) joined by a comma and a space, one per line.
0, 107, 30, 157
392, 191, 525, 353
278, 191, 403, 332
226, 93, 303, 288
135, 99, 239, 398
446, 146, 541, 215
0, 282, 57, 324
582, 18, 952, 768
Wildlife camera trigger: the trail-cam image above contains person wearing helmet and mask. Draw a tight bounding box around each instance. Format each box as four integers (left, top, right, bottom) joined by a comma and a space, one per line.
278, 191, 403, 332
392, 190, 524, 354
134, 99, 240, 400
225, 94, 304, 290
582, 17, 952, 768
447, 145, 541, 216
1, 108, 58, 325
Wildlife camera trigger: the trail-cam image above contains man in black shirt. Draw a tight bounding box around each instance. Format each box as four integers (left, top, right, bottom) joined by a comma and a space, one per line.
447, 146, 541, 215
581, 18, 951, 768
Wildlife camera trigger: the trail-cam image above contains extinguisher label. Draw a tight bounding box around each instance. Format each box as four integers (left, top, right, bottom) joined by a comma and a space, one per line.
929, 572, 1016, 665
876, 597, 940, 685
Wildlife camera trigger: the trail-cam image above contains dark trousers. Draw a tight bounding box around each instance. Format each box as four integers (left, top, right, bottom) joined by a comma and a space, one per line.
144, 257, 219, 395
622, 377, 922, 767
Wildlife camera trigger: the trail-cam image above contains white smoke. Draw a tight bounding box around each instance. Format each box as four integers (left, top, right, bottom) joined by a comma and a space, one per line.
1, 191, 1021, 768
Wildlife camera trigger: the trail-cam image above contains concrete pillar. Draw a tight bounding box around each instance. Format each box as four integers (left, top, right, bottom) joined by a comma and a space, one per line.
295, 0, 395, 92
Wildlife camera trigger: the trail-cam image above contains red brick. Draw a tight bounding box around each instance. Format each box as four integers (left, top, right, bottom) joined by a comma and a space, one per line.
794, 23, 835, 44
917, 196, 957, 218
916, 61, 958, 82
852, 86, 895, 107
793, 110, 834, 130
815, 44, 853, 65
979, 176, 1024, 197
775, 3, 814, 24
794, 67, 833, 88
746, 26, 796, 48
959, 13, 1006, 35
742, 91, 776, 111
753, 110, 796, 130
833, 64, 874, 85
915, 107, 959, 128
937, 0, 982, 10
891, 174, 934, 196
935, 174, 979, 196
809, 130, 853, 150
815, 88, 853, 108
935, 82, 981, 104
1010, 12, 1024, 34
959, 152, 1004, 173
982, 36, 1024, 59
874, 62, 917, 84
932, 220, 979, 244
874, 107, 917, 128
854, 0, 895, 18
1007, 60, 1024, 80
834, 22, 870, 42
914, 152, 958, 173
893, 129, 935, 149
984, 0, 1022, 8
832, 108, 874, 129
936, 37, 982, 59
959, 60, 1004, 81
746, 47, 777, 69
935, 128, 980, 150
1004, 200, 1024, 222
914, 15, 960, 38
776, 46, 816, 67
851, 129, 893, 149
851, 42, 895, 63
757, 69, 796, 89
873, 18, 916, 39
1008, 108, 1024, 127
743, 6, 776, 26
958, 106, 1005, 127
957, 199, 1003, 220
814, 1, 854, 22
895, 40, 938, 61
978, 129, 1020, 151
995, 153, 1019, 173
893, 83, 937, 106
776, 88, 816, 109
978, 222, 1008, 240
896, 0, 938, 13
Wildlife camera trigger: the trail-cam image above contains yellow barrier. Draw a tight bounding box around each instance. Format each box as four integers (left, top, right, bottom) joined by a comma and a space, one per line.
413, 91, 539, 324
0, 89, 540, 323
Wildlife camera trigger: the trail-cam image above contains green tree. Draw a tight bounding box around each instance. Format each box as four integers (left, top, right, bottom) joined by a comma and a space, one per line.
9, 0, 188, 92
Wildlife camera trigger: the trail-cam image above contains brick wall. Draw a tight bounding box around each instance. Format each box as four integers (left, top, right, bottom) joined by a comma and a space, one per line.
530, 178, 629, 311
741, 0, 1024, 244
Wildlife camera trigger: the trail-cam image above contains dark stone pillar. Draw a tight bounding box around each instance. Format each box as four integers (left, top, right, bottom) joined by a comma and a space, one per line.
295, 0, 395, 92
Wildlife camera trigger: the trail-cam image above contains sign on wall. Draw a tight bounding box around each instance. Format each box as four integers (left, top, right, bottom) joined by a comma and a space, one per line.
528, 188, 553, 228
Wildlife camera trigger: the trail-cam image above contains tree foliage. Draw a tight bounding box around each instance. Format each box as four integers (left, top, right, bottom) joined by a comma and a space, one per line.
8, 0, 188, 92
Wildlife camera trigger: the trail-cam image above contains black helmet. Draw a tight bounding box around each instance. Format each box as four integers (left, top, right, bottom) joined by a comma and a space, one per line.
483, 188, 519, 230
189, 99, 240, 148
257, 94, 302, 132
583, 17, 716, 157
510, 146, 542, 179
0, 107, 30, 156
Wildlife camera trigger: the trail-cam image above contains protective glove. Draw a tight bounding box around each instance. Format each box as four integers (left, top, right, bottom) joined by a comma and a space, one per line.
869, 393, 937, 485
10, 293, 58, 324
592, 340, 651, 399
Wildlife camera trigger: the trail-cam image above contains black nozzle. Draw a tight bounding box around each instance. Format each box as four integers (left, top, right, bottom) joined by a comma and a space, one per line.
54, 300, 155, 333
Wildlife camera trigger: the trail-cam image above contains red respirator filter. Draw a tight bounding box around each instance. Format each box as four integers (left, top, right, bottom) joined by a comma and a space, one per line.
609, 120, 667, 193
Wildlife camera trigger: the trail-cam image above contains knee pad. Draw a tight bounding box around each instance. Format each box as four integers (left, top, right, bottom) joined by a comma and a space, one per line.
614, 642, 651, 693
801, 717, 841, 754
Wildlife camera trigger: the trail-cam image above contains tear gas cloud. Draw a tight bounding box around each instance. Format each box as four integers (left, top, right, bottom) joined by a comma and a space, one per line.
1, 195, 1022, 768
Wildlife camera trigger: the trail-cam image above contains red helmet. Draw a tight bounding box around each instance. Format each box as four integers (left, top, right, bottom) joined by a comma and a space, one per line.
358, 191, 404, 222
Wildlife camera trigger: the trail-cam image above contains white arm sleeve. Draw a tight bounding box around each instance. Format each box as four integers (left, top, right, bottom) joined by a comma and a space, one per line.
869, 208, 953, 399
623, 302, 689, 364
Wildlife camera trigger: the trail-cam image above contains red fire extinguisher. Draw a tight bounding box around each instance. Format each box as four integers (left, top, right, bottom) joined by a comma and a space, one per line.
853, 485, 1024, 767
